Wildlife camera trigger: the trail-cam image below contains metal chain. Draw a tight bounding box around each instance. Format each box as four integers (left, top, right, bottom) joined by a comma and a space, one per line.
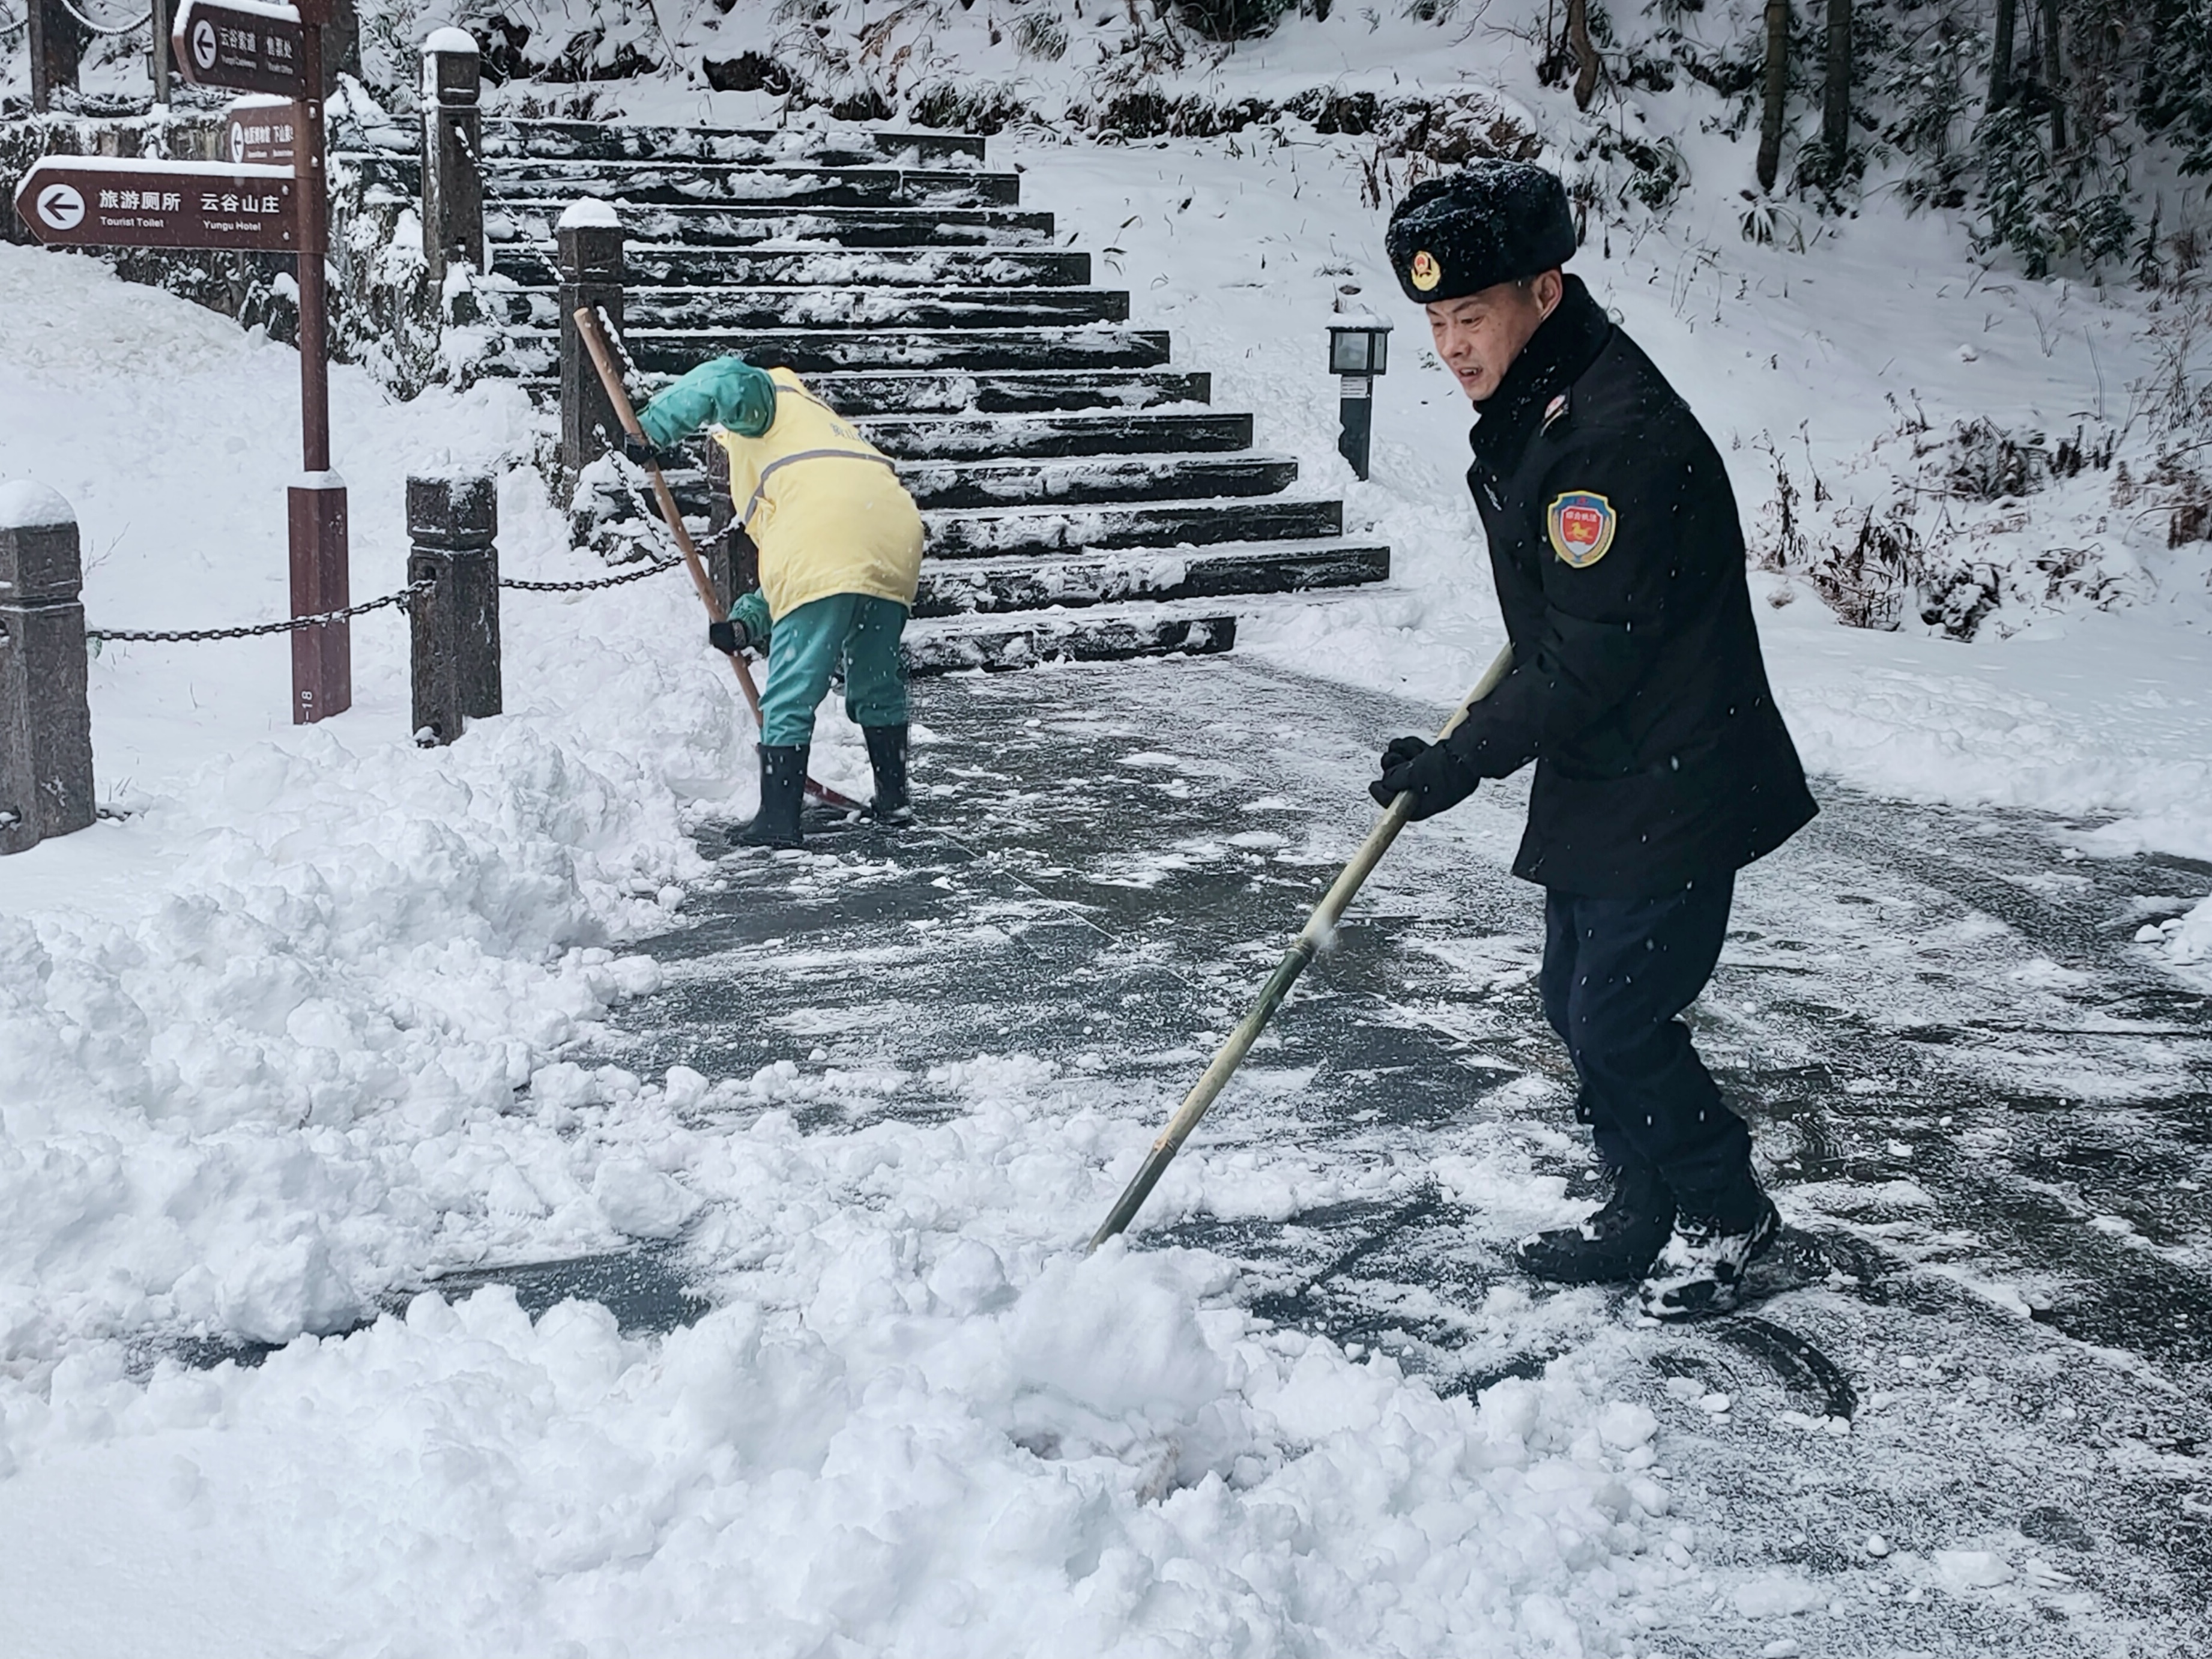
86, 581, 432, 645
499, 554, 683, 594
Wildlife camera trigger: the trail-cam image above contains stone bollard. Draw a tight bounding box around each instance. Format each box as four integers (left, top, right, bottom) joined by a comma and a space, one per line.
0, 482, 95, 854
406, 473, 502, 747
28, 0, 81, 115
558, 199, 625, 474
700, 441, 746, 612
421, 29, 485, 284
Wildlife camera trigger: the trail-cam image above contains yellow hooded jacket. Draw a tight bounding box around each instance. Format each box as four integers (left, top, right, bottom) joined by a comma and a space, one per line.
639, 358, 925, 622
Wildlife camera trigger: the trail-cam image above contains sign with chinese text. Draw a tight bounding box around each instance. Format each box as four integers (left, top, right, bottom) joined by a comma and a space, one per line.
226, 97, 303, 166
172, 0, 306, 97
13, 159, 297, 252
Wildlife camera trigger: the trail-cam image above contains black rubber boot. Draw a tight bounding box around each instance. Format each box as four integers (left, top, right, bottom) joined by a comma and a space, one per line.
862, 722, 911, 825
732, 744, 807, 849
1516, 1163, 1677, 1286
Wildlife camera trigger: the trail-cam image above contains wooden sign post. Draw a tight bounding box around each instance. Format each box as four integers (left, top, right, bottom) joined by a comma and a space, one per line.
179, 0, 348, 724
17, 0, 355, 724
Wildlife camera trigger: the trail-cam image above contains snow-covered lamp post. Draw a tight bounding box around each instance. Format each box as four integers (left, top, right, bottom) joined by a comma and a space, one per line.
1328, 309, 1392, 482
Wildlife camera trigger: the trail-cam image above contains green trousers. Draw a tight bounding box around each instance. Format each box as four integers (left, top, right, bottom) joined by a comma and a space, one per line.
742, 591, 910, 747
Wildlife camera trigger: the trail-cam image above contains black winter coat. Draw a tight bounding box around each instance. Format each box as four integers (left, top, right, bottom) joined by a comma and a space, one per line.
1444, 276, 1818, 896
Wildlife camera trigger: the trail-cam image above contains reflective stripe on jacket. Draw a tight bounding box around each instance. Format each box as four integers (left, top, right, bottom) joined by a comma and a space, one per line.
714, 368, 923, 621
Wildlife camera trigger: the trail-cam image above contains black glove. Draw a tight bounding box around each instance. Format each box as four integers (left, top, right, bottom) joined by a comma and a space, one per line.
621, 433, 669, 470
1370, 734, 1479, 820
707, 617, 755, 654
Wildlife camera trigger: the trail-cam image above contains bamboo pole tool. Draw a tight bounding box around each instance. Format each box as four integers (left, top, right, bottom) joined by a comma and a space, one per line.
1086, 644, 1517, 1251
572, 307, 864, 814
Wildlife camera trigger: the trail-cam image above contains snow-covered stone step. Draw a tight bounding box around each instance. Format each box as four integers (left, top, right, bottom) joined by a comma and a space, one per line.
856, 410, 1251, 459
490, 327, 1174, 378
663, 452, 1296, 514
899, 453, 1298, 510
903, 600, 1236, 675
489, 244, 1092, 289
912, 539, 1390, 617
356, 156, 1019, 211
483, 285, 1130, 331
488, 163, 1021, 211
922, 497, 1344, 560
336, 123, 984, 169
476, 119, 985, 168
809, 369, 1212, 416
509, 367, 1213, 414
485, 204, 1056, 247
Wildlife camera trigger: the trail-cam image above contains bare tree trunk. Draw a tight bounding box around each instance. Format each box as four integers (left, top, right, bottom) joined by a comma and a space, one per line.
1989, 0, 2017, 109
1822, 0, 1853, 176
1567, 0, 1600, 112
1757, 0, 1790, 191
2036, 0, 2067, 149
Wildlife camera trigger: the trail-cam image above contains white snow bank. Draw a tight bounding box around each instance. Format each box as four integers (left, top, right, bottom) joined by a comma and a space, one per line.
0, 241, 757, 1353
0, 1175, 1687, 1656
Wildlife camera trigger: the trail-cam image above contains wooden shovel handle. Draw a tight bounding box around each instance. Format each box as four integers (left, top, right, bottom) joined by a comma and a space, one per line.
571, 307, 866, 815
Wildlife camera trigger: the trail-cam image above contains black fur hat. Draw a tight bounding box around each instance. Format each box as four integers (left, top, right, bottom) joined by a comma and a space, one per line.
1385, 162, 1576, 304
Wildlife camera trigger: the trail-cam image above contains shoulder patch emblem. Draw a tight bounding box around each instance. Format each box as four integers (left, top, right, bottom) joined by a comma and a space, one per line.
1546, 491, 1617, 568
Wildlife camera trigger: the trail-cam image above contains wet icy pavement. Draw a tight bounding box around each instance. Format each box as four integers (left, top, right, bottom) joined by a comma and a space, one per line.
594, 653, 2211, 1657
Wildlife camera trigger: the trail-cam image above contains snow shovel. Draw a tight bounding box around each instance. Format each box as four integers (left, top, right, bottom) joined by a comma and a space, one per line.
572, 307, 865, 815
1086, 643, 1517, 1252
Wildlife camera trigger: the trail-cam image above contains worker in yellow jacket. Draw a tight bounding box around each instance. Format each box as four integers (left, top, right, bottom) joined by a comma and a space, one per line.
631, 356, 925, 848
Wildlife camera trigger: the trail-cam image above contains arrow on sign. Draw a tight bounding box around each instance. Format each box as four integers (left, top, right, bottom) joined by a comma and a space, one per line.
33, 181, 87, 232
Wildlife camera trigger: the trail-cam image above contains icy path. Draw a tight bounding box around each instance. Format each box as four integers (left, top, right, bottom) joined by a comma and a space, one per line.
586, 654, 2211, 1658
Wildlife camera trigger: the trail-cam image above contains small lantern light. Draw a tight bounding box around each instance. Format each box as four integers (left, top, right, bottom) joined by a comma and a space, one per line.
1328, 295, 1392, 482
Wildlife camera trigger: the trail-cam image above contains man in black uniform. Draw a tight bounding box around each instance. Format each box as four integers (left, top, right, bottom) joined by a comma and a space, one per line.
1370, 162, 1819, 1319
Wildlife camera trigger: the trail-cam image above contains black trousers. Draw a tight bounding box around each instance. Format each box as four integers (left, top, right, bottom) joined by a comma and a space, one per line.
1539, 875, 1752, 1210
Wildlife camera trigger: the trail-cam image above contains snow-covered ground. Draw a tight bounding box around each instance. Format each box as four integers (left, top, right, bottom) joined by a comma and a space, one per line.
2, 5, 2209, 1648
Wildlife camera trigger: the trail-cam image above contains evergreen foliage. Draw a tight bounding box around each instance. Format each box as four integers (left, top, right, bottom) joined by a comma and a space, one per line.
1650, 0, 2196, 280
2140, 0, 2212, 176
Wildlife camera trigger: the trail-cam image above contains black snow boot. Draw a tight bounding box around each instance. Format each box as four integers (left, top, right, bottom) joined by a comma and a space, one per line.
1517, 1163, 1677, 1286
862, 722, 911, 825
1639, 1176, 1781, 1321
732, 744, 807, 849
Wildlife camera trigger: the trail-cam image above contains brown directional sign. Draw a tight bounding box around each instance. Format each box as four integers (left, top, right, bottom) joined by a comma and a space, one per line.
172, 0, 306, 97
13, 159, 297, 252
226, 97, 302, 166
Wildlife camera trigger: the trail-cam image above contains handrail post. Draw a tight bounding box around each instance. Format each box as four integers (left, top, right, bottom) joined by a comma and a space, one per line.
557, 203, 624, 473
406, 472, 501, 745
0, 483, 95, 854
420, 29, 485, 283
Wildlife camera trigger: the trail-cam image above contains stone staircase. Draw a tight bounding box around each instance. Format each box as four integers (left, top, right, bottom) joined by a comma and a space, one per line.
348, 119, 1391, 671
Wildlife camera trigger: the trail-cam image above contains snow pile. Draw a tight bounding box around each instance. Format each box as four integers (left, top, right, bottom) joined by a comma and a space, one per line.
2152, 894, 2212, 978
0, 241, 776, 1356
0, 712, 730, 1353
